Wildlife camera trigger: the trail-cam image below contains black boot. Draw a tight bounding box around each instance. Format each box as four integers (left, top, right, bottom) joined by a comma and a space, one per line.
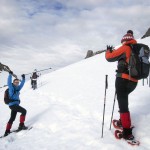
4, 130, 10, 137
18, 123, 28, 130
122, 128, 134, 140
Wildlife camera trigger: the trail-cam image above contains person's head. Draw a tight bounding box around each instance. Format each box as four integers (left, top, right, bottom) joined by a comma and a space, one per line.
13, 79, 20, 86
121, 32, 134, 44
127, 30, 133, 35
33, 69, 37, 74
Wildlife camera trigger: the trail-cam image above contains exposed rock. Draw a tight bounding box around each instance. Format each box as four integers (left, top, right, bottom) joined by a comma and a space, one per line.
85, 50, 94, 59
85, 49, 106, 59
141, 28, 150, 39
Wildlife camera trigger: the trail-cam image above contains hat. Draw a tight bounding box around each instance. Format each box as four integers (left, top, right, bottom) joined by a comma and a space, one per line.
127, 30, 133, 35
121, 33, 134, 43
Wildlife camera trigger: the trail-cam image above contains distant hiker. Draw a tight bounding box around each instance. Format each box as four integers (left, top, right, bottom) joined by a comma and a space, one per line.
105, 31, 138, 141
30, 70, 39, 89
4, 71, 27, 137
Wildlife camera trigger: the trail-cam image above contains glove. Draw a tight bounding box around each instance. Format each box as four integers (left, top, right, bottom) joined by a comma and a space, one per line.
9, 71, 13, 74
21, 74, 25, 79
107, 45, 113, 53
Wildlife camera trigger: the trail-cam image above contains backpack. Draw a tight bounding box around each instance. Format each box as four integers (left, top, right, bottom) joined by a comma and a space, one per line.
4, 88, 18, 104
32, 72, 38, 79
128, 43, 150, 80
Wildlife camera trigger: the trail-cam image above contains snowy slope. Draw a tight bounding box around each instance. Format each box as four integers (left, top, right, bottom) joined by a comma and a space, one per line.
0, 37, 150, 150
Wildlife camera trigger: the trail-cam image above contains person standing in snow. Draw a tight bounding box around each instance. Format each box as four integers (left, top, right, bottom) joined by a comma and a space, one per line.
4, 71, 27, 136
30, 70, 39, 89
105, 30, 138, 141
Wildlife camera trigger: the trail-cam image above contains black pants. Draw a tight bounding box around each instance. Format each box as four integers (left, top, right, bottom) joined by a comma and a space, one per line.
32, 80, 37, 88
8, 105, 27, 124
115, 77, 137, 113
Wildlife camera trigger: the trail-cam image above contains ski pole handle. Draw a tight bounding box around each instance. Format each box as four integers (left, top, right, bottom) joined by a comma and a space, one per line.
105, 75, 108, 89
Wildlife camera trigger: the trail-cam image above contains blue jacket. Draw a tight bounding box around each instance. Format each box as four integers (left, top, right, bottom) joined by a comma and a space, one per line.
8, 74, 25, 106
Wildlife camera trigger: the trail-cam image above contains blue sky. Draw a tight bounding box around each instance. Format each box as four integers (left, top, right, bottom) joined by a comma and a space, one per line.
0, 0, 150, 86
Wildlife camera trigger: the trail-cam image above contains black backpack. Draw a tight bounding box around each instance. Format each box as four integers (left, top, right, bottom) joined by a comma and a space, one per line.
128, 43, 150, 80
32, 72, 38, 79
4, 88, 18, 104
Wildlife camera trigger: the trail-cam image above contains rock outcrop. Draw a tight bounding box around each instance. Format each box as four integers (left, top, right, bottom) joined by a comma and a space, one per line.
141, 28, 150, 39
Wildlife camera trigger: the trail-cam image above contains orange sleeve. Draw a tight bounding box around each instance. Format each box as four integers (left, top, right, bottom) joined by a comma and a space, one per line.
105, 46, 130, 62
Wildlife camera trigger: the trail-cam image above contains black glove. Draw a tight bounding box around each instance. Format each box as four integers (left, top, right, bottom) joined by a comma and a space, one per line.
22, 74, 25, 79
107, 45, 113, 53
9, 71, 13, 74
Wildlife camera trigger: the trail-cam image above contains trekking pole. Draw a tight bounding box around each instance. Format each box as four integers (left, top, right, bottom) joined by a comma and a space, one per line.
0, 63, 18, 79
109, 91, 117, 130
39, 73, 42, 86
149, 65, 150, 87
149, 68, 150, 87
0, 85, 8, 89
38, 67, 52, 73
101, 75, 108, 138
24, 67, 52, 76
149, 75, 150, 87
41, 73, 43, 86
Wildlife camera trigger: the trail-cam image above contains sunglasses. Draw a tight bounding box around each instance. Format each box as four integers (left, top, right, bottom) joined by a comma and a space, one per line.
14, 82, 19, 84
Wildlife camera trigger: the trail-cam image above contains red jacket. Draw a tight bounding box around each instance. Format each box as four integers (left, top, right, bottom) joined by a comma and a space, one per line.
105, 39, 138, 82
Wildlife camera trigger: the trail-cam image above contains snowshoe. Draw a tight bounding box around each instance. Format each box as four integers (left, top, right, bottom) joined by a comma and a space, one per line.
114, 130, 140, 146
0, 126, 32, 139
115, 129, 123, 139
3, 130, 11, 137
17, 124, 28, 131
113, 119, 123, 130
14, 126, 32, 133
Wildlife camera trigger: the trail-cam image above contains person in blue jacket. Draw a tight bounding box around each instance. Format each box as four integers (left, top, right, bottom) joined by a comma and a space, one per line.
4, 71, 27, 136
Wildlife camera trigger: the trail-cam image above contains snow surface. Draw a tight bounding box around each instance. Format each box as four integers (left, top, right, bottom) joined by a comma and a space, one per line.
0, 37, 150, 150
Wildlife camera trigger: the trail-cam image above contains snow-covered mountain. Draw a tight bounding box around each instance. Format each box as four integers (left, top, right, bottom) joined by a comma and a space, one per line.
0, 37, 150, 150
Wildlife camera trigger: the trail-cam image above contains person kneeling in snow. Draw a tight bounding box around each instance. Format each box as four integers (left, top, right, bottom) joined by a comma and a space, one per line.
105, 30, 138, 141
4, 72, 27, 136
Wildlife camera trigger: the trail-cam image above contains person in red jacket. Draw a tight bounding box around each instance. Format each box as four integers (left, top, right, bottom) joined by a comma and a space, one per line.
105, 31, 138, 141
